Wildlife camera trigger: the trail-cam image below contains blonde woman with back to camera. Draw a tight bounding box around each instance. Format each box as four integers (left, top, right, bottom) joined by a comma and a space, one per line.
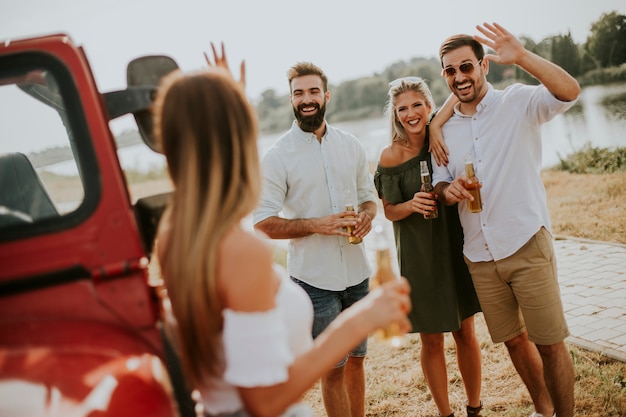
153, 44, 412, 417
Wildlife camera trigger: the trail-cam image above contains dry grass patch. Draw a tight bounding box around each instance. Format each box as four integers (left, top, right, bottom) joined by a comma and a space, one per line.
543, 170, 626, 244
303, 313, 626, 416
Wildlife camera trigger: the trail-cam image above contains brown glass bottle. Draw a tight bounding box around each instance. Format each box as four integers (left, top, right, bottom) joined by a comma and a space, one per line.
370, 225, 404, 347
419, 160, 438, 220
344, 204, 362, 244
464, 156, 482, 213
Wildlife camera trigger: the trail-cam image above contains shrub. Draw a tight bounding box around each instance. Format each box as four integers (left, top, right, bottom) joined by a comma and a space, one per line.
579, 63, 626, 86
554, 143, 626, 173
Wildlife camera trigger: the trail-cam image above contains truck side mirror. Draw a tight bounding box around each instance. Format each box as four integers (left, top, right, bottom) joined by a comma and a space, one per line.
126, 55, 178, 153
103, 55, 179, 153
127, 55, 179, 153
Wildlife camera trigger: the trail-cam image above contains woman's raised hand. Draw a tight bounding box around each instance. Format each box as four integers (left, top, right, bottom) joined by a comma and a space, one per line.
204, 42, 246, 90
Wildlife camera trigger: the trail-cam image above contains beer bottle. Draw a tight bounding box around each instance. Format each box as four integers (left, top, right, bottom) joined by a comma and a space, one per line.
370, 224, 405, 348
419, 160, 438, 220
464, 155, 482, 213
343, 188, 362, 244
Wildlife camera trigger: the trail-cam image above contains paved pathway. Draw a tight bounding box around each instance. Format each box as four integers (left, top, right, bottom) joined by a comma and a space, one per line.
554, 236, 626, 362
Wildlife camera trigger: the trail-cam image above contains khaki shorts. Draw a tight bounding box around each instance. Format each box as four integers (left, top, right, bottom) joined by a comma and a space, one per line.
465, 227, 570, 345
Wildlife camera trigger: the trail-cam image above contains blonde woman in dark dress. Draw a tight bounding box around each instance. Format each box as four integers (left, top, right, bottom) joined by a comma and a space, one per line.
374, 78, 482, 417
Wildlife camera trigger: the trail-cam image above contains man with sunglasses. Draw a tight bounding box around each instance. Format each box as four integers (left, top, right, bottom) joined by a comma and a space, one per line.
431, 23, 580, 417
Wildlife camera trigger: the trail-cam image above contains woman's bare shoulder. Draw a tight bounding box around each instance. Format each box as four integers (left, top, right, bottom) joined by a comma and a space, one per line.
378, 143, 404, 167
221, 227, 273, 260
218, 227, 279, 311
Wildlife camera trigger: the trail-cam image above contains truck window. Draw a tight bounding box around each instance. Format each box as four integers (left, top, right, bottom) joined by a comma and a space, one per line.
0, 64, 85, 230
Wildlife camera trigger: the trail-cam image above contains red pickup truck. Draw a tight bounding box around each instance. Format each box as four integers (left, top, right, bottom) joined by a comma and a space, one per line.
0, 33, 193, 416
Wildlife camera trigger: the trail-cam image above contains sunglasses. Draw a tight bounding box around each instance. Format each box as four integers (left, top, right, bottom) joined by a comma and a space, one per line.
388, 76, 423, 88
442, 59, 483, 77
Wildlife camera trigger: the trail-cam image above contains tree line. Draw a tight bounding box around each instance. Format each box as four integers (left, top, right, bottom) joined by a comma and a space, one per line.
256, 11, 626, 134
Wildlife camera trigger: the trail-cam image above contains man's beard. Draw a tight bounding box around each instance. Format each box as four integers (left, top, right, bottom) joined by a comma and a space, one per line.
293, 101, 326, 132
453, 77, 485, 104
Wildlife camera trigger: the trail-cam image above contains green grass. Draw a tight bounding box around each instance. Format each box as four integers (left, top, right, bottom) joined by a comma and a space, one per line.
553, 144, 626, 174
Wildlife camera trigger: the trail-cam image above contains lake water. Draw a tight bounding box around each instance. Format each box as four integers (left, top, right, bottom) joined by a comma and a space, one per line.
111, 82, 626, 174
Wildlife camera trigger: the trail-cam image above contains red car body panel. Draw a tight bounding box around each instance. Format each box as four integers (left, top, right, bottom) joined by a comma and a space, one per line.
0, 34, 183, 416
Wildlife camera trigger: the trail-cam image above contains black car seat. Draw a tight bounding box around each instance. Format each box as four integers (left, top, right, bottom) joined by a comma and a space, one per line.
0, 152, 58, 227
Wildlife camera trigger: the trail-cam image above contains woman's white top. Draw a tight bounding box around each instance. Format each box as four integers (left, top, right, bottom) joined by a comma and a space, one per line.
198, 265, 314, 416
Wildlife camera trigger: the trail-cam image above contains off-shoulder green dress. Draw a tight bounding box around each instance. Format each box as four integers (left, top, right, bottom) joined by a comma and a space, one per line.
374, 142, 480, 333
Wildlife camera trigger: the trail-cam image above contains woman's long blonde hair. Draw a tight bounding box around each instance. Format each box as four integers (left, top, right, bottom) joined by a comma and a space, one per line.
153, 68, 260, 387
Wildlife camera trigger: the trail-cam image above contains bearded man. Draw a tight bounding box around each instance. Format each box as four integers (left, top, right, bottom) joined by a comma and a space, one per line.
253, 62, 377, 417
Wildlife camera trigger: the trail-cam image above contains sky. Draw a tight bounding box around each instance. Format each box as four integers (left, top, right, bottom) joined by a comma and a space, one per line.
2, 0, 625, 100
